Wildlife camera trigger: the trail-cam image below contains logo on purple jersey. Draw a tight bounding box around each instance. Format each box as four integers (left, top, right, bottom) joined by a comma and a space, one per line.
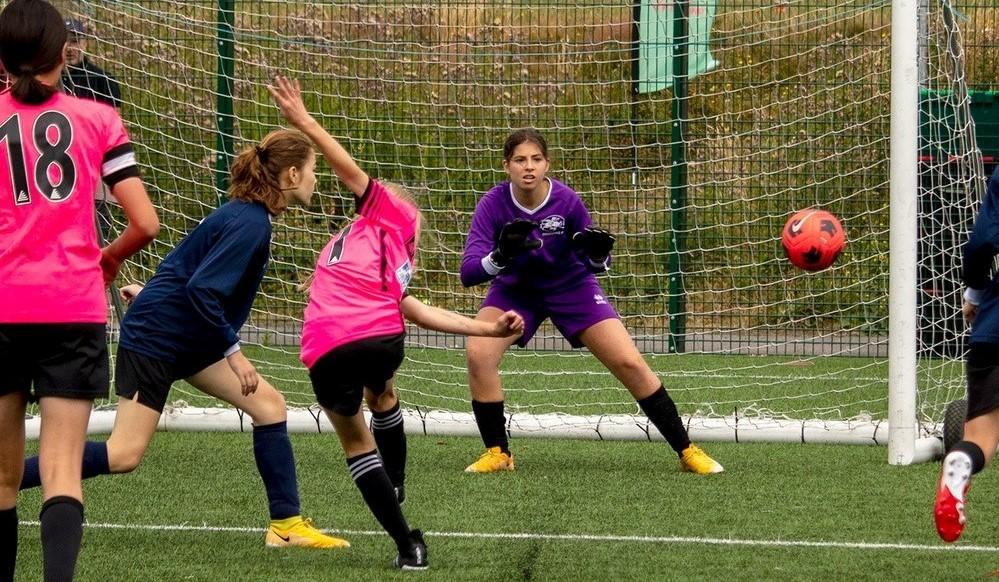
539, 214, 566, 235
594, 294, 607, 305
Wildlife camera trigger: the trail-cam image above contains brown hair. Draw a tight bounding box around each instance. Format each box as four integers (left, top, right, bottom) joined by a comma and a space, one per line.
503, 128, 549, 161
0, 0, 67, 104
228, 129, 313, 215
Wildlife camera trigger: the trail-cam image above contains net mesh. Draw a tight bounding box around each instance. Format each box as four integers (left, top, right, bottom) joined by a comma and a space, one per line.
48, 0, 999, 438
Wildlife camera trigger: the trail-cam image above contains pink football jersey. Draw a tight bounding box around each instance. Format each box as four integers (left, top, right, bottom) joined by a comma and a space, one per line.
301, 180, 419, 368
0, 92, 138, 323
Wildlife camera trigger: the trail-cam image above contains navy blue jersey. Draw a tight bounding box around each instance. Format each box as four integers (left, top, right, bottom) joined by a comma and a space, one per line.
964, 165, 999, 344
460, 178, 608, 292
120, 200, 272, 361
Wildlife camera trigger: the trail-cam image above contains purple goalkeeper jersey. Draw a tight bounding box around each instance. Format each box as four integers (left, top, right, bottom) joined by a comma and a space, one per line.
460, 178, 607, 292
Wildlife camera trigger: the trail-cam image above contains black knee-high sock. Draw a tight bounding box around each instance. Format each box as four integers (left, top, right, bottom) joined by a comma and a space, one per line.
0, 507, 16, 582
40, 496, 83, 582
22, 441, 110, 491
372, 402, 407, 487
347, 451, 410, 553
253, 421, 301, 520
951, 441, 987, 475
638, 386, 691, 456
471, 400, 509, 454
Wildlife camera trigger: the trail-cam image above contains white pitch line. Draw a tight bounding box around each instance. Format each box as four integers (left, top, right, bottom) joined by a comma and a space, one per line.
19, 520, 999, 553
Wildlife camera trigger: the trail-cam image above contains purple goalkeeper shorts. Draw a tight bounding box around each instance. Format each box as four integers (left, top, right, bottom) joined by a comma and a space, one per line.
481, 279, 618, 348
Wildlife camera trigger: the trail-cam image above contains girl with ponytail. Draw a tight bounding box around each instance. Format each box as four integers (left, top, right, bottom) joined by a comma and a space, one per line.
19, 122, 349, 549
0, 1, 158, 579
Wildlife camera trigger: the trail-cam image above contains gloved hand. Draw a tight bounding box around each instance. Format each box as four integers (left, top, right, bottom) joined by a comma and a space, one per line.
572, 226, 615, 262
490, 218, 541, 266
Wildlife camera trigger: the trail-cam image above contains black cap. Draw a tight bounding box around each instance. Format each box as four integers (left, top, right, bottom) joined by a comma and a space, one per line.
65, 18, 85, 36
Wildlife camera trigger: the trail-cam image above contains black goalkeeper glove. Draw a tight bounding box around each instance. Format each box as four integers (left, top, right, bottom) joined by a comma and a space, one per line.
490, 218, 541, 267
572, 226, 615, 262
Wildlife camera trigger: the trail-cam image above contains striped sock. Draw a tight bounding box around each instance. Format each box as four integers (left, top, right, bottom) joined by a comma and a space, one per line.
371, 402, 407, 487
347, 450, 410, 553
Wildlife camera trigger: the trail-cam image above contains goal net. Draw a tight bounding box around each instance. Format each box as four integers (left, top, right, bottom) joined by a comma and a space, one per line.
47, 1, 998, 453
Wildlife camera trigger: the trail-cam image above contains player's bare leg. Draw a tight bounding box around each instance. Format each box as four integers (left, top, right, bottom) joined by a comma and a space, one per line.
37, 396, 93, 580
187, 360, 349, 549
104, 394, 161, 473
326, 408, 426, 569
580, 318, 723, 474
935, 408, 999, 542
465, 307, 518, 473
0, 391, 26, 580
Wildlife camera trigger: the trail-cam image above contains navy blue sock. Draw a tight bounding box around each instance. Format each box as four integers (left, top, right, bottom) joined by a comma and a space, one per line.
372, 402, 407, 487
22, 441, 110, 491
0, 506, 16, 582
638, 386, 691, 456
347, 451, 411, 553
253, 421, 301, 520
40, 496, 83, 582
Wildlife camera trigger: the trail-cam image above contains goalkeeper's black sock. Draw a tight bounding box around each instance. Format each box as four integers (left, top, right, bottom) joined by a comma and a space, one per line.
0, 506, 16, 582
347, 451, 411, 554
638, 386, 691, 456
372, 401, 407, 487
40, 496, 84, 582
951, 441, 986, 475
472, 400, 509, 455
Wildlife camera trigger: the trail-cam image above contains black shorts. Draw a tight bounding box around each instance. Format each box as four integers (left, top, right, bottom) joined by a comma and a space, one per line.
966, 343, 999, 420
115, 347, 223, 413
309, 334, 405, 416
0, 323, 109, 401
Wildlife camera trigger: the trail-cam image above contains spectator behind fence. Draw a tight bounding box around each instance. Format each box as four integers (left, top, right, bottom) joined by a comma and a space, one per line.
62, 18, 121, 108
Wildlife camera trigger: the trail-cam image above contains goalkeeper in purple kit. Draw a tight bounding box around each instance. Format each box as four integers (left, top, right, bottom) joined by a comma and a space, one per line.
459, 128, 723, 475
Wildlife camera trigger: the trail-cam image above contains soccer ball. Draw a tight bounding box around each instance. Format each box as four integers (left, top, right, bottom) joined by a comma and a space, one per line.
781, 209, 846, 271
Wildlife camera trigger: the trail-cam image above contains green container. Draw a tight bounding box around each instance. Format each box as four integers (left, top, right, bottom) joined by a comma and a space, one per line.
920, 89, 999, 159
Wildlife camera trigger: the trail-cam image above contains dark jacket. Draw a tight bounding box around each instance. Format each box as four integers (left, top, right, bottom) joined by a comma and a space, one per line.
62, 57, 121, 108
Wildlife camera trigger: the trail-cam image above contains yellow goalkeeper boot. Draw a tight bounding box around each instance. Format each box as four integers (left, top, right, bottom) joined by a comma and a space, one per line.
265, 516, 351, 549
464, 447, 515, 473
680, 444, 724, 474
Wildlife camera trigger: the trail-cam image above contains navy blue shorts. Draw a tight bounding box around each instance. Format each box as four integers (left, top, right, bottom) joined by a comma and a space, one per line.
0, 323, 108, 401
309, 334, 405, 416
966, 343, 999, 420
481, 279, 618, 347
115, 347, 223, 413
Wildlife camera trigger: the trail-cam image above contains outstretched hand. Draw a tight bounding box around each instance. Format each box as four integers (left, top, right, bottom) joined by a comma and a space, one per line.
492, 310, 525, 337
572, 226, 615, 261
267, 76, 315, 131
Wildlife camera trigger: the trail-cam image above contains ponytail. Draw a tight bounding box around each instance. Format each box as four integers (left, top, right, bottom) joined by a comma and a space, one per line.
10, 72, 58, 104
0, 0, 67, 105
228, 129, 313, 216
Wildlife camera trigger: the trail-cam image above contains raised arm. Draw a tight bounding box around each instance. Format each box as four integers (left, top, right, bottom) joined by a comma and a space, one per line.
400, 296, 523, 338
267, 76, 369, 198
